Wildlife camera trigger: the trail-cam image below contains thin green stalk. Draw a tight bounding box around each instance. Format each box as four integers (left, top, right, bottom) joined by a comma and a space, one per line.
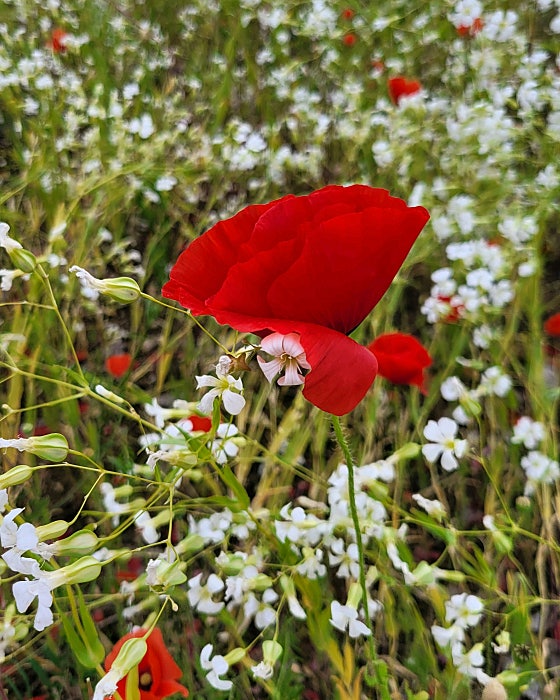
331, 415, 390, 699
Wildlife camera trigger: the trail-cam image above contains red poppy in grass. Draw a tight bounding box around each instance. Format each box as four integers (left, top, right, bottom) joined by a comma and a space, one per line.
104, 628, 189, 700
368, 333, 432, 394
105, 353, 133, 378
343, 33, 357, 46
163, 185, 429, 415
544, 313, 560, 336
48, 28, 68, 53
187, 415, 212, 432
388, 77, 421, 105
341, 8, 355, 20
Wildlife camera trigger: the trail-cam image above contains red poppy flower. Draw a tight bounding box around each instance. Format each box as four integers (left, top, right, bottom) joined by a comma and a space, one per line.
104, 628, 189, 700
48, 28, 68, 53
163, 185, 429, 415
343, 33, 357, 46
544, 313, 560, 336
368, 333, 432, 393
341, 8, 355, 20
457, 17, 484, 37
105, 353, 133, 378
388, 77, 421, 105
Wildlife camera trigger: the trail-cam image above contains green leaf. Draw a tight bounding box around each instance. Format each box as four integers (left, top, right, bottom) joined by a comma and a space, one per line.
220, 463, 250, 509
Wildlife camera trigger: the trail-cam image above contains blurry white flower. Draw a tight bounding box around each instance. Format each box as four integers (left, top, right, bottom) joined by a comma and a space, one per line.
521, 451, 560, 495
330, 600, 371, 638
187, 573, 225, 615
512, 417, 545, 450
479, 366, 512, 397
411, 494, 447, 521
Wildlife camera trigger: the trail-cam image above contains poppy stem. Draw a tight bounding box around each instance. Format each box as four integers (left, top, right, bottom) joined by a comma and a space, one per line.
331, 415, 390, 698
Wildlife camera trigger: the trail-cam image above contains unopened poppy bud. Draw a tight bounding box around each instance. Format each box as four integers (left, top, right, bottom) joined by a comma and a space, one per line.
0, 464, 33, 488
36, 519, 69, 540
9, 247, 37, 273
60, 555, 102, 585
27, 433, 69, 461
52, 529, 99, 555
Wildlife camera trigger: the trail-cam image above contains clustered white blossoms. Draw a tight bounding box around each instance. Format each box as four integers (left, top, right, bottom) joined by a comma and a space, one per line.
432, 593, 490, 685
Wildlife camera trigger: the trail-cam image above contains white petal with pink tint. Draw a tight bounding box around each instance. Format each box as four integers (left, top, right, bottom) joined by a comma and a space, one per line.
257, 332, 311, 387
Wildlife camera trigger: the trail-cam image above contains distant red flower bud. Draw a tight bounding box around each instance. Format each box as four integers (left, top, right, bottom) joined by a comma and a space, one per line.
368, 332, 432, 393
48, 28, 68, 53
341, 8, 355, 20
343, 32, 357, 46
457, 17, 484, 37
544, 313, 560, 336
388, 76, 421, 105
105, 353, 133, 378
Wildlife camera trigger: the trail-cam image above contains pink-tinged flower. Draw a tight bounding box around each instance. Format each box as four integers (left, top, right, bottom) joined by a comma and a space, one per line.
388, 77, 422, 105
368, 333, 432, 393
163, 185, 429, 415
257, 332, 311, 386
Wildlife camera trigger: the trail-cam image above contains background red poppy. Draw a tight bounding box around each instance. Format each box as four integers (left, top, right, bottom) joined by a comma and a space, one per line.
388, 77, 422, 104
104, 628, 188, 700
163, 185, 429, 415
368, 332, 432, 393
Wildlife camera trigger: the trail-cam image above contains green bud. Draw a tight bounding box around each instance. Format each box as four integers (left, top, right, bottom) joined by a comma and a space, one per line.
491, 530, 513, 555
347, 581, 362, 609
175, 533, 205, 556
101, 277, 141, 303
460, 392, 482, 417
496, 670, 520, 686
216, 552, 247, 576
60, 556, 102, 585
148, 559, 187, 588
112, 637, 148, 674
0, 464, 33, 488
28, 433, 68, 462
251, 573, 274, 591
9, 247, 37, 273
36, 519, 69, 541
391, 442, 421, 461
52, 529, 99, 556
224, 647, 246, 666
262, 640, 283, 665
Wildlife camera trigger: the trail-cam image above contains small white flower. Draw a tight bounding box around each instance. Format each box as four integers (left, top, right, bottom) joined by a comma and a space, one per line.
422, 417, 468, 472
210, 423, 242, 464
200, 644, 233, 692
445, 593, 484, 629
188, 573, 225, 615
0, 222, 23, 253
133, 510, 159, 544
197, 363, 245, 416
521, 451, 560, 495
329, 601, 371, 639
452, 642, 490, 684
411, 494, 447, 521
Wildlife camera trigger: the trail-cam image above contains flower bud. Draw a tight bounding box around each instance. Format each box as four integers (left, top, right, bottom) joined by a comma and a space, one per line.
262, 640, 283, 666
27, 433, 69, 462
59, 556, 102, 585
52, 529, 99, 556
9, 247, 37, 273
250, 573, 274, 591
224, 647, 246, 666
0, 464, 33, 489
100, 277, 141, 303
391, 442, 421, 461
36, 519, 69, 541
347, 581, 363, 609
481, 679, 508, 700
